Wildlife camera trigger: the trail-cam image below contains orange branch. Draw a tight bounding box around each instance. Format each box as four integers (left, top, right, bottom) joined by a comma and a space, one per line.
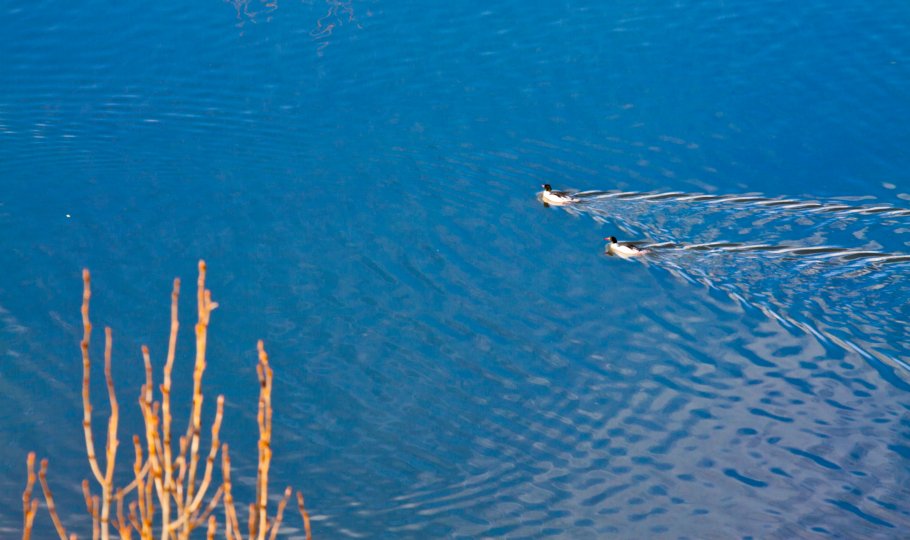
81, 269, 104, 485
37, 459, 69, 540
221, 444, 242, 540
255, 341, 274, 540
162, 277, 180, 529
101, 326, 119, 540
22, 452, 38, 540
267, 487, 293, 540
186, 261, 217, 509
296, 492, 312, 540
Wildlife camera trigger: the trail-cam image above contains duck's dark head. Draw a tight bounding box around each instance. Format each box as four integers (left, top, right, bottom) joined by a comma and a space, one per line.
605, 236, 618, 244
541, 184, 552, 192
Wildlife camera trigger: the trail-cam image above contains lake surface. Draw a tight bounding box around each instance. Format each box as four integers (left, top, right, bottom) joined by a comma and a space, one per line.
2, 0, 910, 537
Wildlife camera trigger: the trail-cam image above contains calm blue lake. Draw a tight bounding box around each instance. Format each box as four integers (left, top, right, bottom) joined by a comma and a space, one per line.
2, 0, 910, 537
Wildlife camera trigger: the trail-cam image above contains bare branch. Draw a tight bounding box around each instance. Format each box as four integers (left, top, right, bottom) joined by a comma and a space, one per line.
22, 452, 38, 540
168, 395, 224, 533
221, 445, 242, 540
127, 501, 140, 534
296, 492, 312, 540
80, 269, 104, 485
161, 277, 180, 536
37, 459, 69, 540
267, 487, 293, 540
101, 326, 119, 540
255, 341, 274, 540
190, 486, 223, 530
248, 503, 256, 540
185, 261, 215, 511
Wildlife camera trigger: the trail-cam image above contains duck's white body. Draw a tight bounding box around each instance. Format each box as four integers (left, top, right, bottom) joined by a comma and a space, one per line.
540, 184, 578, 206
606, 237, 648, 258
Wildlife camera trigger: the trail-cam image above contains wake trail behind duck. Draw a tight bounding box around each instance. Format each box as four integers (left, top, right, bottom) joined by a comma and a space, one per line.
573, 189, 910, 218
562, 187, 910, 384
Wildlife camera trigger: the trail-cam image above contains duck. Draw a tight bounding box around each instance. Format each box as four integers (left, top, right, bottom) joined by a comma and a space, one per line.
605, 236, 648, 258
539, 184, 578, 206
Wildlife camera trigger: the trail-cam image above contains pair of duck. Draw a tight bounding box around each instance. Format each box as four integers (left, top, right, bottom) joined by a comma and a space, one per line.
540, 184, 648, 258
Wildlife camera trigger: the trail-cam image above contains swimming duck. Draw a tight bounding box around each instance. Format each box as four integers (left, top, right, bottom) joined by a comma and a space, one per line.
540, 184, 578, 206
605, 236, 648, 258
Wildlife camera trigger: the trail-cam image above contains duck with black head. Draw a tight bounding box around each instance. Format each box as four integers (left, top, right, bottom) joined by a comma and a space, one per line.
539, 184, 578, 206
605, 236, 649, 258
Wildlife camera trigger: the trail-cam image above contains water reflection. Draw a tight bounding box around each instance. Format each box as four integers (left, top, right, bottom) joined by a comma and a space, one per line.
225, 0, 359, 56
3, 0, 910, 535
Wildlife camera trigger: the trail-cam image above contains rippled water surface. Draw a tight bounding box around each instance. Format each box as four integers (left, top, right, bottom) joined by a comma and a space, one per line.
2, 0, 910, 537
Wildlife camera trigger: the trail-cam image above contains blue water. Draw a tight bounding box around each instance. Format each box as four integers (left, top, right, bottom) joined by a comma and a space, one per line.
2, 0, 910, 537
